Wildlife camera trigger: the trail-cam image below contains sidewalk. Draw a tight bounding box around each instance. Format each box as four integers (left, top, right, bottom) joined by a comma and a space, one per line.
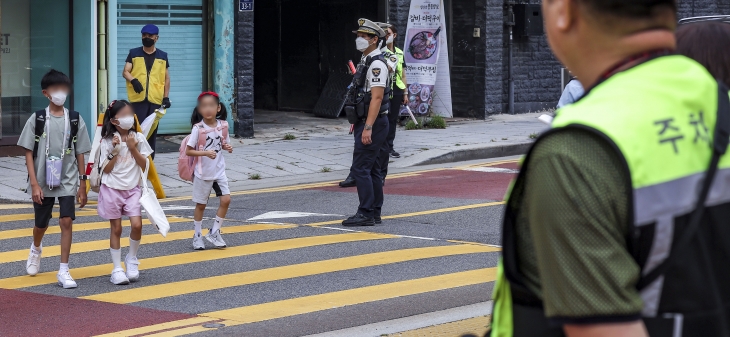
0, 112, 546, 201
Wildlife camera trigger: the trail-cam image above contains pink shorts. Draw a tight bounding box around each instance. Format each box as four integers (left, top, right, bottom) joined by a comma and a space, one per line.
98, 185, 142, 220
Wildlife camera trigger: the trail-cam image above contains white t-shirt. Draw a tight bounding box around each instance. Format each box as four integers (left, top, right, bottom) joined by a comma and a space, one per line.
186, 120, 230, 181
100, 131, 154, 191
362, 49, 388, 92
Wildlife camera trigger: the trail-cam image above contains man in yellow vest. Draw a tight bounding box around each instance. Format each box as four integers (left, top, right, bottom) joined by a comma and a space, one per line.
122, 24, 171, 157
488, 0, 730, 336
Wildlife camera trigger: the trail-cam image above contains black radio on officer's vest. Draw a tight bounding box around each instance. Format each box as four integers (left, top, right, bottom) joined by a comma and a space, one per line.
344, 55, 391, 125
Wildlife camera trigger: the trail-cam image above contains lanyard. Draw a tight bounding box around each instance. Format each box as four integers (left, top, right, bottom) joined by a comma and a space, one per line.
586, 49, 674, 94
45, 107, 70, 159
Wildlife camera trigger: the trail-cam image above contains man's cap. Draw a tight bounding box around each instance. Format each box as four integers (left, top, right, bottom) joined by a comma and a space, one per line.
376, 22, 393, 30
353, 18, 386, 38
141, 24, 159, 35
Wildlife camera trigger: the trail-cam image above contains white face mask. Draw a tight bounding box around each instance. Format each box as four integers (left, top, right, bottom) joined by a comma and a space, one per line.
356, 37, 371, 52
116, 116, 135, 130
48, 91, 68, 106
386, 35, 394, 45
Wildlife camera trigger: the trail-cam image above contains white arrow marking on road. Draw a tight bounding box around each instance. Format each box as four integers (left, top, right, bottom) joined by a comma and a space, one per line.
247, 211, 343, 221
462, 167, 519, 174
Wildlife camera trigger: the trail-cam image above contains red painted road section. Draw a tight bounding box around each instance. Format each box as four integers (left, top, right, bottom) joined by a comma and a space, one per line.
0, 289, 195, 337
311, 169, 516, 200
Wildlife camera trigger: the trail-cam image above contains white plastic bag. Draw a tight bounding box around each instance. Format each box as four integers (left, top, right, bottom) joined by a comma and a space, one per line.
139, 159, 169, 237
140, 108, 167, 140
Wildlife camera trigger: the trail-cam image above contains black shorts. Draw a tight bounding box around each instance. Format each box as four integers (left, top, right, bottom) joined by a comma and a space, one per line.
33, 196, 76, 228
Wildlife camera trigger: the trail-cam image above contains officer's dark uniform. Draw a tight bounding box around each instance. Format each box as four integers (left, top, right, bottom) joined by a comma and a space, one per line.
340, 22, 398, 189
342, 19, 391, 227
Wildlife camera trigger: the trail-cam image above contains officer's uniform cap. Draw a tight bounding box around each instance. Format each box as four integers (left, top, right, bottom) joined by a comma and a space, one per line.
376, 22, 393, 30
353, 18, 386, 38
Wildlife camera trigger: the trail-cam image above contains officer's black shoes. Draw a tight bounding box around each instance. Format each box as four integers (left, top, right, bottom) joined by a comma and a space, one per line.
374, 216, 382, 224
339, 176, 356, 188
342, 214, 376, 227
390, 150, 401, 158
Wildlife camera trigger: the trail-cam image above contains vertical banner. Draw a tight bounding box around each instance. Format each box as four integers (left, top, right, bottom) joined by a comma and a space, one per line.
400, 0, 453, 117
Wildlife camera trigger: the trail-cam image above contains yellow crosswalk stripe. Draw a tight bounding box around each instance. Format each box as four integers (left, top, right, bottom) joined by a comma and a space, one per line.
307, 201, 506, 227
0, 217, 191, 241
128, 268, 497, 337
204, 268, 496, 322
0, 232, 394, 289
0, 201, 98, 210
0, 209, 98, 222
0, 223, 293, 264
82, 244, 500, 303
91, 317, 218, 337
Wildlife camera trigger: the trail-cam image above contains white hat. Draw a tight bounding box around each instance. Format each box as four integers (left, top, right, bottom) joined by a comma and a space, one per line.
353, 18, 386, 38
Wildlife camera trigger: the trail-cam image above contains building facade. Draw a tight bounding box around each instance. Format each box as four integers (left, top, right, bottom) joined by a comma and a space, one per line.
234, 0, 730, 138
0, 0, 234, 145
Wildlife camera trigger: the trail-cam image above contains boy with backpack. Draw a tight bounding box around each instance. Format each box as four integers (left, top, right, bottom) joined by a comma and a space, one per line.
17, 69, 92, 288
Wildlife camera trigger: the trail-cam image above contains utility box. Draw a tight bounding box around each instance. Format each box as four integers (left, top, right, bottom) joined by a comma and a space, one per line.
514, 4, 543, 37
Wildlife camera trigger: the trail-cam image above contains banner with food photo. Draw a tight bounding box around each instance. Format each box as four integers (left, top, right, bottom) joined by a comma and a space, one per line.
400, 0, 453, 117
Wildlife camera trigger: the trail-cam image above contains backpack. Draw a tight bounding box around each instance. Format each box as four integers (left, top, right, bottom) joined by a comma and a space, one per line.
32, 109, 80, 159
178, 120, 229, 181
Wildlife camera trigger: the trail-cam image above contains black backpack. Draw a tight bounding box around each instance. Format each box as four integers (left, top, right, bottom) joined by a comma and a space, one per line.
32, 109, 80, 159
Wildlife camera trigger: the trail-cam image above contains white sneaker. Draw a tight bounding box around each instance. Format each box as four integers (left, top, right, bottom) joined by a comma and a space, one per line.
205, 229, 227, 248
26, 247, 41, 276
193, 233, 206, 250
56, 271, 78, 289
110, 268, 130, 285
124, 254, 140, 282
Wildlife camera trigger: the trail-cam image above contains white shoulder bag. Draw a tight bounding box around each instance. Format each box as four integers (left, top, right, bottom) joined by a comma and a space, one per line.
139, 158, 170, 237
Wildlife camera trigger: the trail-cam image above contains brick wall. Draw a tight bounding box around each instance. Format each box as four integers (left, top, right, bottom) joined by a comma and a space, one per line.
236, 10, 254, 138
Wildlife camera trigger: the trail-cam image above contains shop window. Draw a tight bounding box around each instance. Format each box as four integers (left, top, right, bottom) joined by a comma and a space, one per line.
0, 0, 70, 141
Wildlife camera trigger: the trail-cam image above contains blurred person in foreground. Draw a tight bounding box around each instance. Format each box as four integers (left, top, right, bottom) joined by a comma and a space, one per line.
488, 0, 730, 336
676, 20, 730, 86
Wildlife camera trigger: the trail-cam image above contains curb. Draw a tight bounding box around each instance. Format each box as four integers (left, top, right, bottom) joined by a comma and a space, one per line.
417, 143, 532, 166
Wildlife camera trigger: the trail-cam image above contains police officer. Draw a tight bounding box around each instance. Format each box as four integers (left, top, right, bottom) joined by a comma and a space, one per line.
122, 24, 171, 157
341, 19, 391, 227
339, 22, 398, 189
489, 0, 730, 336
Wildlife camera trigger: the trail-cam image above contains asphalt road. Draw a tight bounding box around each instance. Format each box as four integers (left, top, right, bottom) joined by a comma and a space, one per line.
0, 158, 518, 337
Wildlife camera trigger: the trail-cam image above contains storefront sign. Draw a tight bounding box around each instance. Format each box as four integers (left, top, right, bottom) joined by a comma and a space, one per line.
401, 0, 453, 117
239, 0, 253, 12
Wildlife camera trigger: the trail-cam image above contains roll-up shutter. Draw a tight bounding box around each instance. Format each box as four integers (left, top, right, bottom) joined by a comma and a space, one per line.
116, 0, 203, 134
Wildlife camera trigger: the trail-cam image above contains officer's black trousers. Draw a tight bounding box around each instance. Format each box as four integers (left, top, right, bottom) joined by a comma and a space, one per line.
352, 115, 390, 218
382, 90, 404, 179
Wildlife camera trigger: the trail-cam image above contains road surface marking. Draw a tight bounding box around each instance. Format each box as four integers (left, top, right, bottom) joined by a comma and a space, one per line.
0, 223, 292, 264
82, 244, 499, 303
0, 210, 98, 222
247, 211, 343, 221
98, 268, 497, 337
306, 201, 505, 227
0, 217, 191, 241
91, 317, 218, 337
462, 167, 519, 174
0, 232, 394, 289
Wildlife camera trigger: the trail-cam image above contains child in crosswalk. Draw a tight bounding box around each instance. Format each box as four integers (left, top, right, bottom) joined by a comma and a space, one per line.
97, 100, 153, 285
186, 91, 232, 250
17, 70, 92, 289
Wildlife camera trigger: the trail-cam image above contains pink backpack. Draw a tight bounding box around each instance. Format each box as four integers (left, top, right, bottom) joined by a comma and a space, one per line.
178, 120, 229, 181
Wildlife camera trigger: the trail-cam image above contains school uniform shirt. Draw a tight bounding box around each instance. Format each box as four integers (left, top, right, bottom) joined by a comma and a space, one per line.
99, 131, 153, 191
362, 49, 389, 93
186, 120, 231, 181
16, 107, 92, 197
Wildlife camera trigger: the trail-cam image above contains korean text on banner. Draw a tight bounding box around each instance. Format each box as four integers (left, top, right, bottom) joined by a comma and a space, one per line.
400, 0, 453, 117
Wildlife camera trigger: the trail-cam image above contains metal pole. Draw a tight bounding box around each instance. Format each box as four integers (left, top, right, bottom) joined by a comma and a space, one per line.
507, 4, 514, 115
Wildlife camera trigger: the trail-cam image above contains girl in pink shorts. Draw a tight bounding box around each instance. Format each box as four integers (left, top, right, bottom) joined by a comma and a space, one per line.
98, 100, 153, 285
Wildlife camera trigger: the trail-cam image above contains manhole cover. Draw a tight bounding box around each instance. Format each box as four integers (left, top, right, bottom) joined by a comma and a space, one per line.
202, 323, 226, 328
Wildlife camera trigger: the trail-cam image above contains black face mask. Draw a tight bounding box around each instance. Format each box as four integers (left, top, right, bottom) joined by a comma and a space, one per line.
142, 37, 155, 47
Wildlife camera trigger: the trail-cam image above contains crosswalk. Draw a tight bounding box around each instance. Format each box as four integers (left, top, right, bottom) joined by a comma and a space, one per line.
0, 175, 507, 336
